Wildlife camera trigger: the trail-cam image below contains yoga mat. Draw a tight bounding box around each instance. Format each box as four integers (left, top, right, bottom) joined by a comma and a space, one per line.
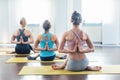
0, 52, 29, 56
0, 52, 15, 55
0, 48, 14, 52
6, 57, 97, 63
0, 51, 63, 56
6, 57, 65, 63
19, 65, 120, 75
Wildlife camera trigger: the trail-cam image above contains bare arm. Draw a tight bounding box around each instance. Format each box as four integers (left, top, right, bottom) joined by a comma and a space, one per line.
58, 32, 77, 53
11, 30, 21, 44
33, 35, 46, 51
79, 34, 94, 53
22, 31, 34, 44
48, 34, 59, 51
11, 35, 21, 44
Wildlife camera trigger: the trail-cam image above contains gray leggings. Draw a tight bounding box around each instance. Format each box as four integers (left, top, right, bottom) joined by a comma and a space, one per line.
65, 57, 89, 71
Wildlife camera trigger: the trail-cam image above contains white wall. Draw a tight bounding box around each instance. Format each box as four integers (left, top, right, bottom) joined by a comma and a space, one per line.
0, 0, 120, 44
80, 0, 120, 44
54, 0, 74, 40
82, 26, 102, 42
0, 0, 62, 43
8, 0, 22, 43
54, 0, 67, 39
8, 0, 55, 42
102, 0, 120, 44
73, 0, 82, 13
66, 0, 73, 30
72, 0, 102, 43
117, 0, 120, 43
0, 0, 9, 43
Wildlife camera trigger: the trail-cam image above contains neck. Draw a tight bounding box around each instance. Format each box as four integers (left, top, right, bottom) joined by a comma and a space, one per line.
73, 25, 80, 30
21, 26, 25, 29
45, 31, 49, 34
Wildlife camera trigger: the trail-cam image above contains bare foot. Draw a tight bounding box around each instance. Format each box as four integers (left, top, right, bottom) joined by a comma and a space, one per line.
87, 66, 102, 71
51, 64, 65, 70
33, 50, 39, 53
6, 51, 15, 54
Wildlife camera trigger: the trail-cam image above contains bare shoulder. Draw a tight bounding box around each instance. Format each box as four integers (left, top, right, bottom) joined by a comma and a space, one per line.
81, 30, 87, 35
25, 29, 31, 34
81, 30, 88, 40
50, 33, 58, 42
37, 34, 43, 41
13, 29, 19, 36
61, 31, 73, 41
51, 34, 57, 38
63, 31, 69, 37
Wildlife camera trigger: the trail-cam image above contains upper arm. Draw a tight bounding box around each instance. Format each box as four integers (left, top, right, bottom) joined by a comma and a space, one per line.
86, 34, 94, 49
52, 34, 59, 48
11, 30, 19, 41
29, 31, 34, 42
59, 32, 67, 50
34, 34, 42, 48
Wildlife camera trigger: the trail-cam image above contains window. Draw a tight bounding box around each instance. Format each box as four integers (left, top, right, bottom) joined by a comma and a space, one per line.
22, 0, 53, 24
82, 0, 114, 25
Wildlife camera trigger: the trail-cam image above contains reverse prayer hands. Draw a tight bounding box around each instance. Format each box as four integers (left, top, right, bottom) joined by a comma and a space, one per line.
20, 36, 26, 44
45, 42, 49, 50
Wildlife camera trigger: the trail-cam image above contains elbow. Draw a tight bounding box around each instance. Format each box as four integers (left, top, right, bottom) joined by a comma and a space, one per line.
31, 41, 34, 43
58, 50, 62, 53
91, 48, 95, 52
92, 49, 95, 52
30, 40, 34, 44
55, 48, 58, 51
11, 40, 13, 44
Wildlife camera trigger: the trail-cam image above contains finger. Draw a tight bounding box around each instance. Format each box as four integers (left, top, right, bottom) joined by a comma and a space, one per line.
20, 36, 22, 39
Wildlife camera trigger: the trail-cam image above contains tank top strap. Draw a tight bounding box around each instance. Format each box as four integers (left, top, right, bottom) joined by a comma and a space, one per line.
43, 33, 51, 41
47, 33, 51, 41
19, 29, 25, 36
71, 30, 82, 42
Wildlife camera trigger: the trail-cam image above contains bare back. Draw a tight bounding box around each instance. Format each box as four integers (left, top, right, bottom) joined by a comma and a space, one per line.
34, 33, 59, 50
59, 29, 93, 60
66, 30, 87, 60
11, 28, 33, 44
13, 29, 31, 37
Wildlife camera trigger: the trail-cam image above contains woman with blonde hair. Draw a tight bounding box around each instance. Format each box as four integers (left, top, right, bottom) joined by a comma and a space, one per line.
11, 18, 34, 54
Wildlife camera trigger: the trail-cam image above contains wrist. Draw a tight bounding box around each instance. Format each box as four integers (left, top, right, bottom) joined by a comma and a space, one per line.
69, 50, 75, 53
17, 41, 21, 44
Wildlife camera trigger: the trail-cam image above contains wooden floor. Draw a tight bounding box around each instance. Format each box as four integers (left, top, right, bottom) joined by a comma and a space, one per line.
0, 47, 120, 80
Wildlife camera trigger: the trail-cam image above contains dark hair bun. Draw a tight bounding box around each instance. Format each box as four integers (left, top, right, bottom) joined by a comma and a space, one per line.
74, 11, 77, 14
43, 20, 51, 31
72, 11, 82, 25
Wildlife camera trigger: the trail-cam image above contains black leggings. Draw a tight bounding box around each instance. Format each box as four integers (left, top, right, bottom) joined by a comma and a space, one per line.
40, 55, 56, 61
15, 44, 33, 54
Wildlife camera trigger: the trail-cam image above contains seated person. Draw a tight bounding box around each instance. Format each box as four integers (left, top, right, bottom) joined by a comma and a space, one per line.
52, 11, 102, 71
11, 17, 34, 54
33, 20, 59, 61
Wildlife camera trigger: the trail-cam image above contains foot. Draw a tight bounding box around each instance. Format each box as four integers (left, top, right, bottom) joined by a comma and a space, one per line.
59, 55, 67, 59
51, 64, 65, 70
33, 50, 39, 53
6, 51, 15, 54
87, 66, 102, 71
27, 56, 37, 60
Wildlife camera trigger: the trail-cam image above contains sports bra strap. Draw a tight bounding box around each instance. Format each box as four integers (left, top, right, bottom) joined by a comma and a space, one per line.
43, 33, 51, 41
71, 30, 83, 42
19, 29, 25, 36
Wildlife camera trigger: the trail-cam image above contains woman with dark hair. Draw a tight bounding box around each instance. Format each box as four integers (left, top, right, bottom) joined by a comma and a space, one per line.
11, 17, 34, 54
33, 20, 59, 61
52, 11, 102, 71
